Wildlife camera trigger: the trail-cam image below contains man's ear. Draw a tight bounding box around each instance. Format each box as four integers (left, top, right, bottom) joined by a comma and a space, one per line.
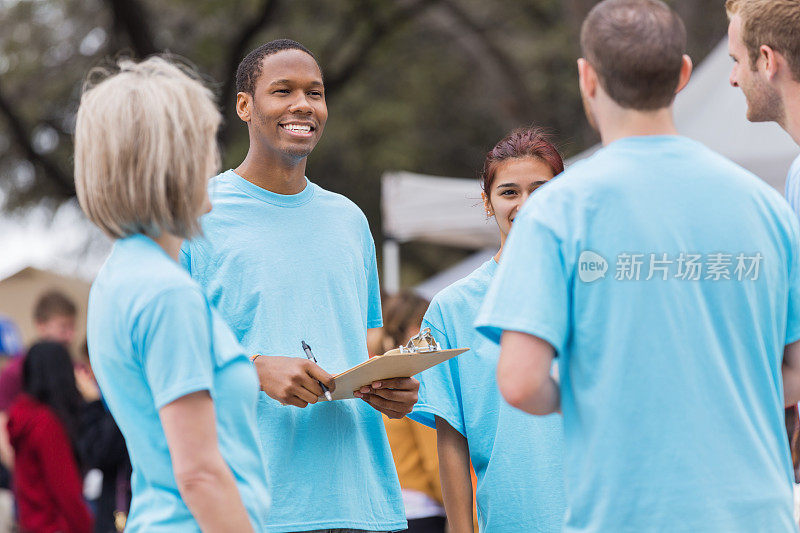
236, 92, 252, 123
675, 54, 693, 94
577, 58, 597, 100
759, 45, 781, 81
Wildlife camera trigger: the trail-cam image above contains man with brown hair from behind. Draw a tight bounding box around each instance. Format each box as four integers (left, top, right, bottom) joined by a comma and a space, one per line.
476, 0, 800, 531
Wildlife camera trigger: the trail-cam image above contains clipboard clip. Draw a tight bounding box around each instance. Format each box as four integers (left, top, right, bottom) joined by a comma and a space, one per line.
397, 327, 441, 354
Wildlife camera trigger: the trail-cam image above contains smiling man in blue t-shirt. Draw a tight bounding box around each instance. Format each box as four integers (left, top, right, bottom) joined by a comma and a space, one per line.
477, 1, 800, 532
726, 0, 800, 213
181, 40, 416, 533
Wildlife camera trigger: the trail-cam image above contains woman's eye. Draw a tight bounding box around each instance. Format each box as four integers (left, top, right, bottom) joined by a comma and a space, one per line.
500, 190, 517, 196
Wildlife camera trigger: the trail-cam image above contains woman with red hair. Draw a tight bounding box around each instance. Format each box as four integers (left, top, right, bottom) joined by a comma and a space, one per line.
408, 128, 567, 532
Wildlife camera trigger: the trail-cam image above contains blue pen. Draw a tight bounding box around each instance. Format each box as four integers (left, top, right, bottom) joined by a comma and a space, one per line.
301, 341, 333, 401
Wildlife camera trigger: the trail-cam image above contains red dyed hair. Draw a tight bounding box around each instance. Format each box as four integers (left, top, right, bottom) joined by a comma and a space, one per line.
480, 127, 564, 196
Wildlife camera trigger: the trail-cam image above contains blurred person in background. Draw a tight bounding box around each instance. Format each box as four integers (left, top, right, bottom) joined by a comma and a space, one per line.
381, 291, 446, 533
74, 342, 131, 533
0, 290, 77, 427
74, 56, 268, 532
0, 290, 77, 532
409, 128, 566, 533
0, 316, 24, 533
6, 341, 93, 533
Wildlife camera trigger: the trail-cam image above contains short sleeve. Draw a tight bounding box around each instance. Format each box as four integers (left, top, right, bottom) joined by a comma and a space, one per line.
132, 287, 214, 409
786, 214, 800, 345
408, 301, 466, 436
362, 223, 383, 329
475, 212, 571, 356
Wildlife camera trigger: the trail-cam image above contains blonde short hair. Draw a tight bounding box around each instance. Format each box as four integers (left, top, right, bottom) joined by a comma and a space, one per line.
726, 0, 800, 81
74, 56, 221, 240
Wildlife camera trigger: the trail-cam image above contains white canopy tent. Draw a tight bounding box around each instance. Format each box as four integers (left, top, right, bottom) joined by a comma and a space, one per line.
382, 39, 800, 297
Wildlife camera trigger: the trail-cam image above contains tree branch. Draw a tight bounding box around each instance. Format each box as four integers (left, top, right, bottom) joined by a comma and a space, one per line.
0, 80, 74, 198
218, 0, 281, 146
104, 0, 158, 57
437, 0, 536, 117
324, 0, 442, 98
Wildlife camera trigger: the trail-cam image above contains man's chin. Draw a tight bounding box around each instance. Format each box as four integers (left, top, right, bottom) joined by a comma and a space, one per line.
281, 142, 317, 160
746, 106, 768, 123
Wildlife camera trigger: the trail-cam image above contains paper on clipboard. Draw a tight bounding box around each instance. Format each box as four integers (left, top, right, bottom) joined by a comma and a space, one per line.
325, 328, 468, 401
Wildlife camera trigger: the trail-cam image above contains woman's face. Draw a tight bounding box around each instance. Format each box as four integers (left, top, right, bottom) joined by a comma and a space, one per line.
484, 157, 555, 240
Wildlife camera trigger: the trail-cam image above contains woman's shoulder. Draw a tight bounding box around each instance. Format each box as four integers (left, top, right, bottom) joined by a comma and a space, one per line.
96, 241, 205, 315
430, 259, 495, 310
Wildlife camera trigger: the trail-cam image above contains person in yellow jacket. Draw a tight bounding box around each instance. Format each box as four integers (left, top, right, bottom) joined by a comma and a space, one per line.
378, 292, 447, 533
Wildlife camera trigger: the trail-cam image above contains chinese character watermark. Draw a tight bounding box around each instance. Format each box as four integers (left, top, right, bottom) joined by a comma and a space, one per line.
579, 251, 764, 283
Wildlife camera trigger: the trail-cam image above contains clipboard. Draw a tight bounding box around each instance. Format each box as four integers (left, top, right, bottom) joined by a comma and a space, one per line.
325, 328, 469, 400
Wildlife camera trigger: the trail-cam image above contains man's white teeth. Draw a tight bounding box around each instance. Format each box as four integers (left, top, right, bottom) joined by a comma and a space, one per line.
282, 124, 311, 133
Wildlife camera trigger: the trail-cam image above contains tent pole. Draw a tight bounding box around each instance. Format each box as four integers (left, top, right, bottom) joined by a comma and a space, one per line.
383, 238, 400, 294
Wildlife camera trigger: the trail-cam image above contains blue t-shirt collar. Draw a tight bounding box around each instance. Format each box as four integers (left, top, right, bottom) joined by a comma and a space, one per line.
225, 169, 316, 207
603, 134, 689, 152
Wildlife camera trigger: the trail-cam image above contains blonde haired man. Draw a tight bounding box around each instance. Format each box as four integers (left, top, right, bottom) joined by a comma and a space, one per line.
726, 0, 800, 209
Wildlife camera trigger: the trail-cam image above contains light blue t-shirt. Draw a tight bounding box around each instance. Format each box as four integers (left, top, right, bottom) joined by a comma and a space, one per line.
476, 136, 800, 533
181, 170, 405, 533
785, 154, 800, 217
409, 258, 566, 532
87, 234, 269, 532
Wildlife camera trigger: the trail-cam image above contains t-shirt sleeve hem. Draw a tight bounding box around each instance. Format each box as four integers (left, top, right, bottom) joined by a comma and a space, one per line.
787, 327, 800, 346
476, 319, 564, 356
367, 318, 383, 329
410, 402, 465, 437
153, 380, 213, 410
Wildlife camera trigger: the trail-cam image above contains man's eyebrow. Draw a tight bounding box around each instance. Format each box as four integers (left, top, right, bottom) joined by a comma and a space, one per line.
267, 79, 324, 87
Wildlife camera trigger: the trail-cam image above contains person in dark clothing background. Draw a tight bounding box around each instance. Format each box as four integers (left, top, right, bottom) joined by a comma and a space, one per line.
75, 342, 131, 533
7, 341, 93, 533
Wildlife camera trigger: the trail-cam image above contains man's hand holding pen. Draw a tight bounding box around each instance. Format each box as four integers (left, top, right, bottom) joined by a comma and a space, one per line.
354, 377, 420, 419
253, 355, 335, 408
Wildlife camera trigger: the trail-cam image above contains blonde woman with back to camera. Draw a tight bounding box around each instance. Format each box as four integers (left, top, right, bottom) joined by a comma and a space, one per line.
74, 57, 268, 532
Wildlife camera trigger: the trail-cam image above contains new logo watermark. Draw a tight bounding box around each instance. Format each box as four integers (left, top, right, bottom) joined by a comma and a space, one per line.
578, 251, 608, 283
577, 250, 763, 282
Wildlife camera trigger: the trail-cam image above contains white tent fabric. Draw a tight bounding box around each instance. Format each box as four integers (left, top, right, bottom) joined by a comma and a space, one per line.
381, 172, 499, 249
385, 38, 800, 296
414, 248, 496, 301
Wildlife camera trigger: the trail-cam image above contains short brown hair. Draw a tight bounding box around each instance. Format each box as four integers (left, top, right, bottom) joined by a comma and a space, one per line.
726, 0, 800, 82
581, 0, 687, 110
33, 290, 77, 324
74, 57, 221, 240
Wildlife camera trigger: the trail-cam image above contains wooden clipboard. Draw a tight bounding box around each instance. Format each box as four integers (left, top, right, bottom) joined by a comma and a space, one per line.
326, 347, 468, 400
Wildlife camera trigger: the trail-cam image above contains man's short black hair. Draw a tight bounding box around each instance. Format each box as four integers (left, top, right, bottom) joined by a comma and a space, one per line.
235, 39, 320, 96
